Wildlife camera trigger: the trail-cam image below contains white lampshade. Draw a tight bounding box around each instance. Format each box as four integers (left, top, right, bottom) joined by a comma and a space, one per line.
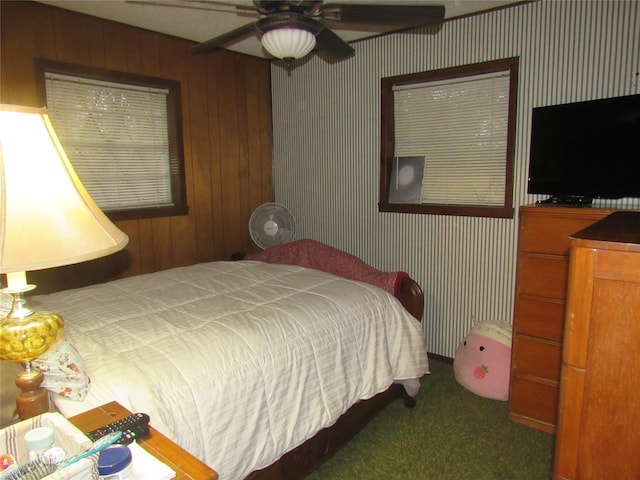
261, 28, 316, 61
0, 104, 129, 284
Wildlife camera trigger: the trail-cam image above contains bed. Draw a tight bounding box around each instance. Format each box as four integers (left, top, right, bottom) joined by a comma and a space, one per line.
30, 241, 429, 479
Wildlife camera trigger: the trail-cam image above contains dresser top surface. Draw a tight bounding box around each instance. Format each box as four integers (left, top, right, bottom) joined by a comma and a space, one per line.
571, 212, 640, 250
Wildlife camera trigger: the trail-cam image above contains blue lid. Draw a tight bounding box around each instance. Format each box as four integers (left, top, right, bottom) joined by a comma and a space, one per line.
98, 445, 132, 475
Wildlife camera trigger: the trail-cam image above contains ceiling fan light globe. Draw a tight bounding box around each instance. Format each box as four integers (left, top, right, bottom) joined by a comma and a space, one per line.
261, 28, 316, 61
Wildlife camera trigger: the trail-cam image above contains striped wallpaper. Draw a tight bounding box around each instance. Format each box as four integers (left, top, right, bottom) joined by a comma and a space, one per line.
269, 0, 640, 358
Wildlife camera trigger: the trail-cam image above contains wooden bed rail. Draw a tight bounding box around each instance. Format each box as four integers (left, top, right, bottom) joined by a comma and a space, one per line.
398, 276, 424, 321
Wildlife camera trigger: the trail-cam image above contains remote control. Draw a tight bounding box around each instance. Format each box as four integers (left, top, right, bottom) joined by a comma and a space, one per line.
85, 412, 151, 445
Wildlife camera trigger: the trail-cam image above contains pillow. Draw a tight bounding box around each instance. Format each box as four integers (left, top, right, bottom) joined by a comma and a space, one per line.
245, 239, 407, 295
32, 338, 91, 401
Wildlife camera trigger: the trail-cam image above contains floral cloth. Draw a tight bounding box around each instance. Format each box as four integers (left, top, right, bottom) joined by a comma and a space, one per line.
33, 338, 91, 401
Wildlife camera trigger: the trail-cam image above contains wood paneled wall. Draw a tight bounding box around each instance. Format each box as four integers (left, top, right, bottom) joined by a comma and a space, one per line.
0, 1, 273, 293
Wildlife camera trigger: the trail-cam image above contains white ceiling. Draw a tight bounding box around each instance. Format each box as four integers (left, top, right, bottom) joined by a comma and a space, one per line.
35, 0, 522, 59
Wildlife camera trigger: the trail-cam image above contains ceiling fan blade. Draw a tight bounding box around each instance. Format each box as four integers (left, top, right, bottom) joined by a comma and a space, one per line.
126, 0, 254, 14
191, 22, 258, 53
314, 25, 355, 62
321, 4, 445, 28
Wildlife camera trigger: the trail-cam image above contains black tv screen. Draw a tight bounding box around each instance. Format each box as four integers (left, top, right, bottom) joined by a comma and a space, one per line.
527, 93, 640, 204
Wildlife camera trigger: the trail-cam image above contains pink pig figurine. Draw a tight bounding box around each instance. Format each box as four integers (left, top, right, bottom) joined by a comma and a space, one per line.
453, 320, 513, 401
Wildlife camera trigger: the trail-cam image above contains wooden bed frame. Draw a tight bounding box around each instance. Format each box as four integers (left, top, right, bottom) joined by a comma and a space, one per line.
244, 274, 425, 480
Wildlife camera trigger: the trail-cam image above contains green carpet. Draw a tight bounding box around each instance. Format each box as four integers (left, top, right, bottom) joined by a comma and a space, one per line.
306, 358, 555, 479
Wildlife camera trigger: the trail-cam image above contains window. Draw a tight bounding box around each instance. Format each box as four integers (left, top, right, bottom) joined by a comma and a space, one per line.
35, 59, 187, 221
380, 57, 519, 218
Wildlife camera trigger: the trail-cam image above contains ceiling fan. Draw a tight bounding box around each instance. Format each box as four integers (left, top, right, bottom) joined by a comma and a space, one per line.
185, 1, 446, 66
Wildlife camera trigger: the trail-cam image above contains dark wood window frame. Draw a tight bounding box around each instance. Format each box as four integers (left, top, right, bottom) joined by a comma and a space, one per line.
379, 57, 519, 219
34, 58, 188, 222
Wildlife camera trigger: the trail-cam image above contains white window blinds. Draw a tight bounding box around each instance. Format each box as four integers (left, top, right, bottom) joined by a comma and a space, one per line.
393, 70, 510, 206
44, 72, 173, 211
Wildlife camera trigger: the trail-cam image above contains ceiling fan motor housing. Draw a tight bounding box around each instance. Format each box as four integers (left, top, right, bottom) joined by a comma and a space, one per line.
256, 13, 324, 35
254, 1, 323, 16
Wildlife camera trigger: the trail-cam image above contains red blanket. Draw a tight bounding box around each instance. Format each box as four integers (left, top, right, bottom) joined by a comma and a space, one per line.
245, 239, 408, 296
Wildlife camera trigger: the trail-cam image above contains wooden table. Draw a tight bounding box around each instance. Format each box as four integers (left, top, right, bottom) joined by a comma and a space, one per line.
68, 401, 218, 480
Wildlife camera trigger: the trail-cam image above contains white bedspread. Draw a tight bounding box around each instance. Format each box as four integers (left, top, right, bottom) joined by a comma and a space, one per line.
35, 261, 429, 479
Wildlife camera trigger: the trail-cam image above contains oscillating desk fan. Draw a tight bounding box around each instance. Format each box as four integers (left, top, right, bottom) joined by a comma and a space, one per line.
249, 202, 296, 249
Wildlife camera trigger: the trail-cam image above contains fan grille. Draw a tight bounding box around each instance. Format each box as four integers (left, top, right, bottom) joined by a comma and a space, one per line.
249, 203, 296, 249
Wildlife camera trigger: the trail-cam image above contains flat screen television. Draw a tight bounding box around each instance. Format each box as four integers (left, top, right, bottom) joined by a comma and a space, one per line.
527, 93, 640, 205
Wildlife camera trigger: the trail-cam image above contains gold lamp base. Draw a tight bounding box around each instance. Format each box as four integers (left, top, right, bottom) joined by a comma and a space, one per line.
0, 287, 64, 419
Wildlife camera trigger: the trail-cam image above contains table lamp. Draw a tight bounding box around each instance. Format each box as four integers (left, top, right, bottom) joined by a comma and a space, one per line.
0, 104, 129, 419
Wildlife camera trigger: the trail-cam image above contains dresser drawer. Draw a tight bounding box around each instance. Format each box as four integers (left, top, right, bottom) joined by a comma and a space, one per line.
513, 297, 565, 341
511, 336, 562, 381
519, 214, 607, 255
509, 376, 559, 427
518, 255, 568, 300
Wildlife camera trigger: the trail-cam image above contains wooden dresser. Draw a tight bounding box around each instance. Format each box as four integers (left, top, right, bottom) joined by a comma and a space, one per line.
554, 212, 640, 479
508, 205, 615, 433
